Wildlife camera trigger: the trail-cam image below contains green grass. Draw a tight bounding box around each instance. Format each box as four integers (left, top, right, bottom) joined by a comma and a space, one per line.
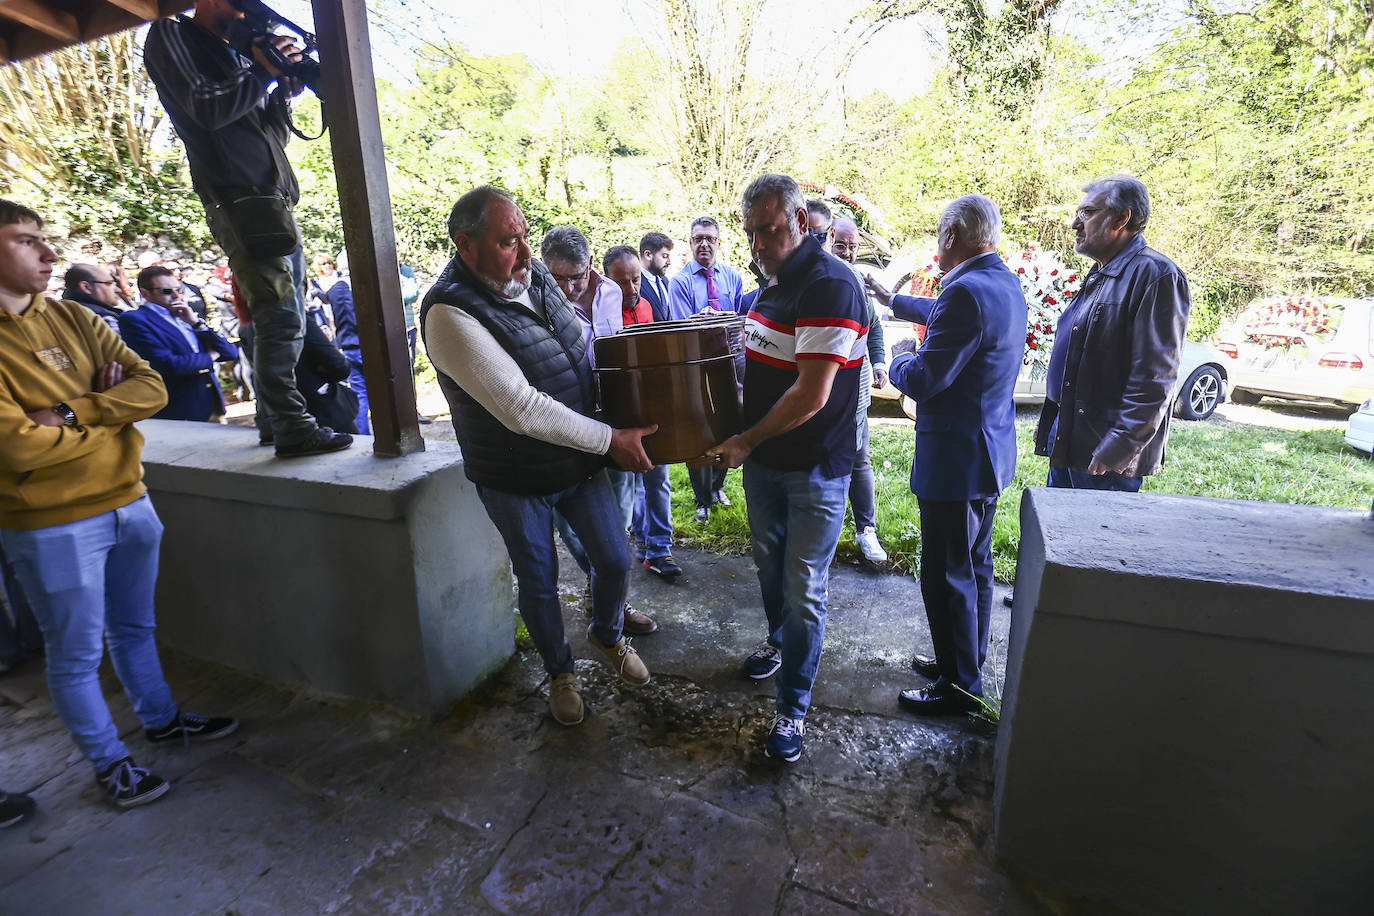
667, 417, 1374, 582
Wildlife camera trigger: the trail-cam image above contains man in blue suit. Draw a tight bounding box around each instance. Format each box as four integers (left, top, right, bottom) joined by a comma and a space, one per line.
637, 232, 674, 324
886, 195, 1026, 716
119, 266, 237, 422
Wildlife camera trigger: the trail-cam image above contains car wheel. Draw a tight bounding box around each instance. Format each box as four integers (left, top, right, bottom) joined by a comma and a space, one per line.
1176, 365, 1224, 420
1229, 387, 1261, 406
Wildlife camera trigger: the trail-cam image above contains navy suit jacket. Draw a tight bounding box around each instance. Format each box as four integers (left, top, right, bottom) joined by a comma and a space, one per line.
118, 306, 237, 421
639, 271, 671, 323
888, 252, 1027, 500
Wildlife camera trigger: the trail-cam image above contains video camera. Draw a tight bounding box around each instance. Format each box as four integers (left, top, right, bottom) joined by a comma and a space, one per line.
225, 0, 322, 95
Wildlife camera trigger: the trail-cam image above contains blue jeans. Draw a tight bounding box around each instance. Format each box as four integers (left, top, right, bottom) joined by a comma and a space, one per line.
556, 469, 635, 577
341, 347, 370, 435
848, 414, 876, 530
743, 460, 851, 720
633, 464, 674, 561
1046, 466, 1143, 492
478, 472, 631, 676
0, 497, 177, 772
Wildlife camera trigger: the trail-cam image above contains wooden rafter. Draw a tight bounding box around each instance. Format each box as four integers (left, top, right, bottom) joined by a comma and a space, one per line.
0, 0, 80, 44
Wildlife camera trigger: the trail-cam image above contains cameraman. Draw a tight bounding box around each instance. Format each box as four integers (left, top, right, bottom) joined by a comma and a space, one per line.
145, 0, 351, 457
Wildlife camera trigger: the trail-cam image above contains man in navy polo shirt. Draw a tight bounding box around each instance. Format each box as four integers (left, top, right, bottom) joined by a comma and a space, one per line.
706, 174, 868, 763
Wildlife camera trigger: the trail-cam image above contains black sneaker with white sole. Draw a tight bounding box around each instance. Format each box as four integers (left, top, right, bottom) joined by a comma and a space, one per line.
0, 790, 36, 828
741, 640, 782, 680
97, 757, 170, 809
146, 711, 240, 745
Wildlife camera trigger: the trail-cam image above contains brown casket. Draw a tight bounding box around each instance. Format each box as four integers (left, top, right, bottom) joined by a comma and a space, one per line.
594, 314, 745, 467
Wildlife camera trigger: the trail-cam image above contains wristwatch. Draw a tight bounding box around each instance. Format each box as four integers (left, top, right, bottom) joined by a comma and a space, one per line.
52, 402, 77, 427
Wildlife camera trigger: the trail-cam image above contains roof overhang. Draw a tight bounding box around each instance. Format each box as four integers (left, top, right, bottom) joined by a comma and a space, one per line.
0, 0, 188, 62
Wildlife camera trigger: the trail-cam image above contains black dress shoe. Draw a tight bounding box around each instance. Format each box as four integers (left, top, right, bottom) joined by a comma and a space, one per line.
898, 682, 983, 716
910, 654, 940, 679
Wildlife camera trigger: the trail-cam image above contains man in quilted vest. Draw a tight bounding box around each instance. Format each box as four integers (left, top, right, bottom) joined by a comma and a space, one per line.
420, 186, 659, 726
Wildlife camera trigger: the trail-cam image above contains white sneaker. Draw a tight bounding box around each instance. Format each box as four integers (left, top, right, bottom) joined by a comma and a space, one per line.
857, 527, 888, 563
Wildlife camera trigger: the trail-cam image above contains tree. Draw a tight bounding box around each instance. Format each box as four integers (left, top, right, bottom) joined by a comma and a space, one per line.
0, 31, 208, 244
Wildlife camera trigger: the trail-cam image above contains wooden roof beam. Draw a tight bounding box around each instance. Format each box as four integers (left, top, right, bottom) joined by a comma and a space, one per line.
102, 0, 162, 21
0, 0, 80, 44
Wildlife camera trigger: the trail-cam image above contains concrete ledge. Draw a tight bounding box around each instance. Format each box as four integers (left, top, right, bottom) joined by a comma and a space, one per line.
139, 420, 513, 718
995, 488, 1374, 914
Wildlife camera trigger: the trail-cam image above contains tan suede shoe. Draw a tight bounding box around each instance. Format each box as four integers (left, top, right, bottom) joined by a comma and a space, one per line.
549, 672, 584, 726
585, 625, 651, 686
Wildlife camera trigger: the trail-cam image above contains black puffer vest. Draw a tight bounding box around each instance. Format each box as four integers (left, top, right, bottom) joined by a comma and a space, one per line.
420, 257, 604, 495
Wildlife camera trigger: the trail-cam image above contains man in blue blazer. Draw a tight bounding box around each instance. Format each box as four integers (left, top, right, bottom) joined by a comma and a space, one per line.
886, 195, 1027, 715
119, 266, 237, 422
637, 232, 674, 324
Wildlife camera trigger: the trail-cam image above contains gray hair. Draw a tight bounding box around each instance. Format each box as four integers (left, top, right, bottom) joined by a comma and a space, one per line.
689, 216, 720, 236
448, 185, 515, 241
741, 174, 806, 218
540, 225, 591, 268
938, 194, 1002, 249
1084, 174, 1150, 231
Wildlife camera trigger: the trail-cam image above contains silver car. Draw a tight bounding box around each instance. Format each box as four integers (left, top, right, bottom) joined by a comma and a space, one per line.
881, 332, 1229, 422
1346, 398, 1374, 455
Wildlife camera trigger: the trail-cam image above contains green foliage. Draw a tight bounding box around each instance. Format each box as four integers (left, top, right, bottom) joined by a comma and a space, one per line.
670, 415, 1374, 583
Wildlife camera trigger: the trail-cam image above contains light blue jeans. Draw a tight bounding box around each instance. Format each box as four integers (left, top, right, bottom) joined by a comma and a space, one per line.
0, 496, 177, 772
743, 460, 851, 720
632, 464, 674, 561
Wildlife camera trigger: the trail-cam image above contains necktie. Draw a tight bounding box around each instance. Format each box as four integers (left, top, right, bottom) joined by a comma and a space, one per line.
702, 267, 719, 311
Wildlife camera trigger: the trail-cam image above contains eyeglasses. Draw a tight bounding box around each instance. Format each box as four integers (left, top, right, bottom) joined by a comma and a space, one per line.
549, 266, 589, 284
88, 279, 116, 286
830, 242, 859, 254
152, 287, 180, 296
1074, 207, 1105, 222
691, 235, 719, 246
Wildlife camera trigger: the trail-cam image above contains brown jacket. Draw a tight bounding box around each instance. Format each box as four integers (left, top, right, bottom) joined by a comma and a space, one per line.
1034, 235, 1190, 477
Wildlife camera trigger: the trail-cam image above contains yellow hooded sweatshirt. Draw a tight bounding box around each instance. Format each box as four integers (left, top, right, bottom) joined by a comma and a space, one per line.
0, 294, 167, 530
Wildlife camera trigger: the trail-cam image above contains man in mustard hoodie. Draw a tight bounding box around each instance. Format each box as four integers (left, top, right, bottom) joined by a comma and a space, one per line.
0, 201, 238, 810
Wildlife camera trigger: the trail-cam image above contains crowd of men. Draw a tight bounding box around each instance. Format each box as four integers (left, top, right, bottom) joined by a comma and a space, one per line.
0, 0, 1192, 827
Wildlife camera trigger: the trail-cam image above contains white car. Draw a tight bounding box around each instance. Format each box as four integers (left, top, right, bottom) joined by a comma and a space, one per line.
1346, 398, 1374, 455
1217, 297, 1374, 408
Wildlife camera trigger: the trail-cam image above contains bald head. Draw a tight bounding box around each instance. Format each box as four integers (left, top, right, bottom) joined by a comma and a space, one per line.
828, 218, 861, 263
64, 263, 119, 306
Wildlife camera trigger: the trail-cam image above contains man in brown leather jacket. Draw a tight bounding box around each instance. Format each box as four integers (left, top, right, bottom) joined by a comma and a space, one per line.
1034, 175, 1191, 491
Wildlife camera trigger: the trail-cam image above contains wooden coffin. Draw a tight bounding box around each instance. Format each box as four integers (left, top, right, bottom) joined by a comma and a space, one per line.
595, 315, 745, 466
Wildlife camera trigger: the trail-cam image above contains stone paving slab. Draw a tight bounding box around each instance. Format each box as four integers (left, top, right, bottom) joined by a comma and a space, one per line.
0, 546, 1090, 915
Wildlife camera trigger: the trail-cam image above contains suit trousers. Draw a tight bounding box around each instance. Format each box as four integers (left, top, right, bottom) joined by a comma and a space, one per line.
916, 496, 998, 696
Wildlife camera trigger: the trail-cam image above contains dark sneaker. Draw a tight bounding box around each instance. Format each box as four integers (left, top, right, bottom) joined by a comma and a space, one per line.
741, 640, 782, 680
763, 715, 805, 763
642, 555, 682, 578
694, 506, 709, 523
275, 426, 353, 458
622, 602, 658, 635
97, 757, 170, 809
146, 711, 240, 745
0, 790, 36, 828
